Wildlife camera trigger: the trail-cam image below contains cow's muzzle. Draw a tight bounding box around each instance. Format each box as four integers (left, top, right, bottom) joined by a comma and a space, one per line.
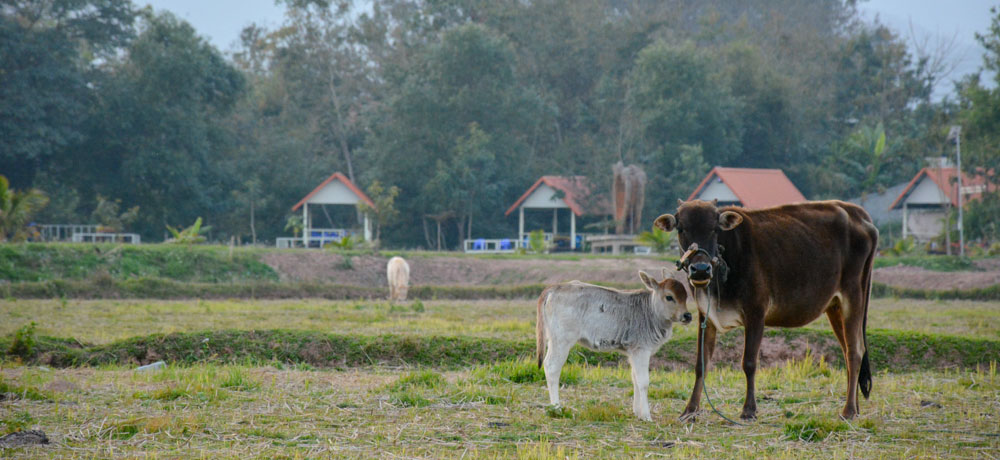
689, 263, 712, 286
680, 312, 693, 324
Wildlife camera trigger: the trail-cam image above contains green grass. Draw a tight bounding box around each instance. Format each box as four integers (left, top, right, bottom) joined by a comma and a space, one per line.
0, 360, 996, 458
3, 298, 998, 346
0, 243, 277, 282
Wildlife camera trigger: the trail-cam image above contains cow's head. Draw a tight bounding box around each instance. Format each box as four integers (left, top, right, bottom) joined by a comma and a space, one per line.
638, 269, 692, 324
652, 199, 743, 288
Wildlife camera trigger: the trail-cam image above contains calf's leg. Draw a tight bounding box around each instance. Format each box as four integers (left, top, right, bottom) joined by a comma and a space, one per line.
681, 315, 717, 420
627, 348, 653, 421
543, 336, 573, 407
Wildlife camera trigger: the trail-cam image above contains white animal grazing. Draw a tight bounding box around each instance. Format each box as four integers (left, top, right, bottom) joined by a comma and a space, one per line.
536, 269, 692, 421
386, 256, 410, 302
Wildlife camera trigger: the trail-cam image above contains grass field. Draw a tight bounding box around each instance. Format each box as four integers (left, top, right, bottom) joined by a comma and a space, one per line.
1, 297, 999, 458
2, 297, 999, 344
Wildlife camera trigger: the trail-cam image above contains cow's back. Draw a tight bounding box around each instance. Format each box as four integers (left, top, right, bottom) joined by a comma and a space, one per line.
387, 256, 410, 286
722, 200, 878, 326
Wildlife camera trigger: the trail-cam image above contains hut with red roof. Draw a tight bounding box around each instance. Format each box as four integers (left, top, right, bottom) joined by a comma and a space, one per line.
688, 167, 806, 208
889, 165, 995, 242
281, 172, 375, 248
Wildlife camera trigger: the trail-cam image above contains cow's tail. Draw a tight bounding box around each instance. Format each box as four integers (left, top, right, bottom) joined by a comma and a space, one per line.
858, 224, 877, 399
536, 288, 548, 369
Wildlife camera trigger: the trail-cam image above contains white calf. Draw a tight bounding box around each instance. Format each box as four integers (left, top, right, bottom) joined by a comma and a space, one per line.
535, 269, 692, 421
387, 256, 410, 302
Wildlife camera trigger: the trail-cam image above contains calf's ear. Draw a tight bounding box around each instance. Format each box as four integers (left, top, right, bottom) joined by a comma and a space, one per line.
718, 211, 743, 231
653, 214, 676, 232
638, 270, 657, 290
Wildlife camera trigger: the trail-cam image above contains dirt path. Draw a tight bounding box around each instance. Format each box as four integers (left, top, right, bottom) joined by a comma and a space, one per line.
262, 252, 1000, 290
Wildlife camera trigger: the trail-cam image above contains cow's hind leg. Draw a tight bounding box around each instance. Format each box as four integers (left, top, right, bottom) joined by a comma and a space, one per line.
840, 287, 867, 419
628, 348, 653, 421
543, 336, 573, 407
681, 315, 717, 421
826, 304, 848, 368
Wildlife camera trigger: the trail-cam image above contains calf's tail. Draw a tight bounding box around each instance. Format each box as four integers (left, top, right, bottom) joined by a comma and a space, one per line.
536, 288, 548, 369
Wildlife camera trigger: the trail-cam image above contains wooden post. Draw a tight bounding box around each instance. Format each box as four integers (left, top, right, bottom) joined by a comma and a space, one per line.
902, 202, 908, 240
303, 204, 310, 248
363, 214, 372, 242
570, 212, 576, 250
518, 207, 524, 248
552, 208, 558, 237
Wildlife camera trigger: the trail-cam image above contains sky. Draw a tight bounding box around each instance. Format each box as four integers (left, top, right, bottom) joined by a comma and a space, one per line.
141, 0, 997, 100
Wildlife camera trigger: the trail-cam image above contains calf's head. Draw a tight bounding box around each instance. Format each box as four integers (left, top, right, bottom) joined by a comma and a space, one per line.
652, 199, 743, 288
638, 269, 692, 324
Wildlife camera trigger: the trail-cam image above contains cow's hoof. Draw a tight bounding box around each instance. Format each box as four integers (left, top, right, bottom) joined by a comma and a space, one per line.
839, 410, 857, 420
739, 410, 757, 421
679, 410, 699, 422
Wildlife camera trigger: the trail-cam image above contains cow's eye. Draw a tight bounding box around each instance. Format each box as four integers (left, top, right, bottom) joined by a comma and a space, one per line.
665, 295, 674, 302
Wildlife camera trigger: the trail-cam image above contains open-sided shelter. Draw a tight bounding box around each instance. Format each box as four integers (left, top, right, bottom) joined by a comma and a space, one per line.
889, 166, 995, 242
289, 172, 374, 247
688, 167, 805, 208
505, 176, 604, 250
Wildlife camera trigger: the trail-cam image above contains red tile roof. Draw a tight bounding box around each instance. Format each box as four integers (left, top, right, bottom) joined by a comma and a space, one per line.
505, 176, 608, 216
889, 167, 996, 210
291, 172, 375, 211
688, 167, 805, 208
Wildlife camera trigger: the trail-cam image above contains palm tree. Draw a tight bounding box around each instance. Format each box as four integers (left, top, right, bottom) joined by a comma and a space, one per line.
0, 175, 49, 242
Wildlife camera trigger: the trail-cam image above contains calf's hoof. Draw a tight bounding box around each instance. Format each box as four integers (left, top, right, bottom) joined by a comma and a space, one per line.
739, 409, 757, 421
839, 409, 857, 420
679, 409, 699, 422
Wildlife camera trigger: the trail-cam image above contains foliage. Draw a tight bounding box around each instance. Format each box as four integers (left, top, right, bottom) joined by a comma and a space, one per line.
166, 217, 210, 244
8, 321, 36, 358
284, 215, 304, 237
357, 180, 400, 245
6, 0, 990, 246
528, 230, 547, 254
324, 234, 357, 251
635, 227, 673, 254
0, 175, 49, 242
882, 237, 918, 257
965, 192, 1000, 242
0, 243, 277, 283
91, 195, 139, 233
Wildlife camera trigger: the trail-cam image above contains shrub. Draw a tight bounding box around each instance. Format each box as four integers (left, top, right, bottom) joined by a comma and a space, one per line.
8, 322, 36, 358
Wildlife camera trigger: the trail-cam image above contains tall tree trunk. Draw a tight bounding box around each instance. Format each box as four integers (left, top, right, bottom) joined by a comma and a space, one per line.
327, 70, 362, 225
250, 199, 256, 246
423, 217, 433, 249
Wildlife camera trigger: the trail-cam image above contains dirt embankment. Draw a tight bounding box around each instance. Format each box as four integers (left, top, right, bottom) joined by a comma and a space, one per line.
261, 252, 672, 287
262, 253, 1000, 291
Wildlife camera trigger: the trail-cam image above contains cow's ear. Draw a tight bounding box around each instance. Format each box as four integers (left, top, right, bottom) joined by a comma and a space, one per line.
676, 198, 685, 207
653, 214, 676, 232
719, 211, 743, 231
661, 267, 669, 280
638, 270, 657, 290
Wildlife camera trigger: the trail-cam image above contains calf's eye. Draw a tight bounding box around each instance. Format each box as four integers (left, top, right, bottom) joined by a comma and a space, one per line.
665, 295, 674, 302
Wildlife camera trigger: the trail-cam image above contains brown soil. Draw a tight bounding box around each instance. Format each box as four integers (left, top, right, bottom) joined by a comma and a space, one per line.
262, 253, 672, 286
262, 252, 1000, 291
873, 265, 1000, 291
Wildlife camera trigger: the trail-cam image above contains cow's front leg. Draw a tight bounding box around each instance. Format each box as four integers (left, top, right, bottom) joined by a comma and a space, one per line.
628, 348, 653, 421
681, 314, 717, 421
740, 315, 765, 420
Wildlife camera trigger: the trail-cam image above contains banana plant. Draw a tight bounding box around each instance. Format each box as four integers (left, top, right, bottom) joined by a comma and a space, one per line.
166, 217, 211, 244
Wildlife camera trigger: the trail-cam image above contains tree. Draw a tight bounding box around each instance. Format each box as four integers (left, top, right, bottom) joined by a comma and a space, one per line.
0, 175, 49, 242
627, 41, 741, 212
357, 180, 400, 245
90, 195, 139, 233
81, 11, 245, 238
0, 0, 136, 186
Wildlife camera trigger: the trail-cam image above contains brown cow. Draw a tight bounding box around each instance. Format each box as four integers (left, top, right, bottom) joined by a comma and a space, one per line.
654, 199, 877, 420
